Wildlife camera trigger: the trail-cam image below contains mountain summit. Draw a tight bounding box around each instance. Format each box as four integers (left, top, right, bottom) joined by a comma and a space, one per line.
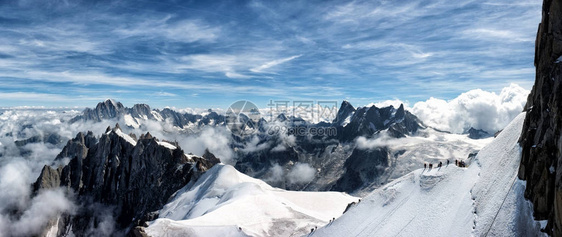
33, 124, 220, 235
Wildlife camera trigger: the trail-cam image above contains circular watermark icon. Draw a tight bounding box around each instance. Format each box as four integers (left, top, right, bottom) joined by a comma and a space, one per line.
225, 100, 261, 136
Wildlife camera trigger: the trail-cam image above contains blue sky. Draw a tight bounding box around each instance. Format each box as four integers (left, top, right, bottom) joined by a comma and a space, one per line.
0, 0, 541, 109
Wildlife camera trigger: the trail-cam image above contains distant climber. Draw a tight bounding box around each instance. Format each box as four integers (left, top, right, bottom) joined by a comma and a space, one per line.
429, 163, 433, 169
424, 163, 427, 169
447, 160, 450, 166
455, 159, 458, 166
438, 161, 442, 168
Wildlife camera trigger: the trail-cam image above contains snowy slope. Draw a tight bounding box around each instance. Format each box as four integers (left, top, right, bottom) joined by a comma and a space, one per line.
313, 113, 545, 237
345, 128, 492, 196
380, 129, 491, 182
145, 164, 358, 237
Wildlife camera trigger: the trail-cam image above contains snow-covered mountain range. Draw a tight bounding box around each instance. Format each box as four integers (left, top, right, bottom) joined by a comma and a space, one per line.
56, 99, 488, 196
0, 97, 550, 237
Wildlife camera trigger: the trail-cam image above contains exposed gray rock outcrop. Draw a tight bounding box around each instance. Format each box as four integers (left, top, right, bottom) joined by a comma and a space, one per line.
334, 102, 424, 141
466, 127, 491, 139
332, 147, 390, 193
33, 124, 220, 236
518, 0, 562, 235
70, 99, 126, 123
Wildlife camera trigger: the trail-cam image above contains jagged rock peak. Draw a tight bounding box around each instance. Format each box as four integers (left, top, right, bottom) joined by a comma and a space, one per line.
194, 149, 221, 172
102, 98, 123, 108
113, 123, 121, 131
466, 127, 491, 139
95, 99, 125, 114
33, 126, 219, 235
132, 103, 151, 111
340, 100, 356, 112
203, 149, 221, 164
129, 133, 138, 142
140, 132, 154, 140
395, 103, 405, 118
333, 100, 357, 125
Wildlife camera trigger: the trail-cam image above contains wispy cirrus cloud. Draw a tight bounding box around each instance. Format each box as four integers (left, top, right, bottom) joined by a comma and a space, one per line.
250, 54, 302, 73
0, 0, 542, 108
113, 16, 220, 43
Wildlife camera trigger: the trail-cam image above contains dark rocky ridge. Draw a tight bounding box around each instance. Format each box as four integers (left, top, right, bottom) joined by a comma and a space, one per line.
14, 133, 63, 147
70, 99, 127, 123
235, 101, 424, 193
332, 147, 390, 193
69, 99, 425, 194
466, 127, 491, 139
518, 0, 562, 235
70, 99, 225, 129
33, 124, 220, 236
335, 103, 424, 141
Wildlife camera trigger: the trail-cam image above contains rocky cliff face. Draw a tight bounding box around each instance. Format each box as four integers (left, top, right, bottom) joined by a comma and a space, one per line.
332, 147, 390, 193
518, 0, 562, 235
466, 127, 491, 139
335, 102, 424, 141
69, 99, 425, 195
33, 124, 220, 236
70, 99, 127, 123
234, 101, 423, 193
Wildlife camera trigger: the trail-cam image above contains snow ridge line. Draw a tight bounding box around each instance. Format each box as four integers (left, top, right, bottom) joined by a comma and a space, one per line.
482, 174, 518, 237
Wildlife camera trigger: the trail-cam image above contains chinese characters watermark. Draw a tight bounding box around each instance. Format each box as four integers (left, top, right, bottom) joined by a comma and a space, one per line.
225, 100, 338, 137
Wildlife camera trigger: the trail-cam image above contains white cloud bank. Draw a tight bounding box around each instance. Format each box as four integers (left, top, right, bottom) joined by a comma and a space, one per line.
411, 83, 528, 134
287, 163, 316, 185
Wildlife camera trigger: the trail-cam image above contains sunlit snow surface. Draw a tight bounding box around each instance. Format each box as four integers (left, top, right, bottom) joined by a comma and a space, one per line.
351, 128, 492, 196
123, 114, 140, 129
157, 141, 177, 150
314, 113, 545, 237
145, 164, 358, 237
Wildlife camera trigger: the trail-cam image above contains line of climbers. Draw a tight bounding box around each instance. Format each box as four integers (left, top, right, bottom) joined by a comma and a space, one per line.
423, 159, 467, 169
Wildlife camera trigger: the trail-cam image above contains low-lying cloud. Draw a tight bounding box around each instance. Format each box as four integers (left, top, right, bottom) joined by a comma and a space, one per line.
5, 189, 75, 236
411, 83, 528, 134
266, 163, 285, 183
0, 83, 530, 234
287, 163, 316, 185
0, 108, 239, 235
177, 127, 235, 165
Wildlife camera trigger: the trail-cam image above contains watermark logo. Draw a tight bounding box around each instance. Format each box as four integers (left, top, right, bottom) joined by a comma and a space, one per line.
265, 100, 338, 123
225, 100, 261, 136
265, 100, 338, 137
225, 100, 339, 137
